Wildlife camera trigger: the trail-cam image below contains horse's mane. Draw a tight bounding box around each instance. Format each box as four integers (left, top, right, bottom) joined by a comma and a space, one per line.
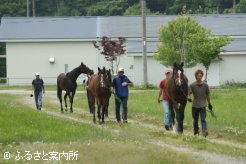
66, 66, 82, 82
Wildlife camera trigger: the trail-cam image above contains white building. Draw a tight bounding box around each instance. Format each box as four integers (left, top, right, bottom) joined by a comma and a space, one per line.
0, 15, 246, 86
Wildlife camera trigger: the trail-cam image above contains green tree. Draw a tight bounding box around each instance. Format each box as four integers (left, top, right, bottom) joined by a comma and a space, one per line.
190, 32, 231, 80
86, 0, 128, 16
155, 15, 231, 80
0, 1, 26, 17
236, 0, 246, 13
93, 36, 126, 74
0, 0, 244, 17
124, 2, 152, 15
34, 0, 59, 16
56, 0, 90, 16
146, 0, 169, 13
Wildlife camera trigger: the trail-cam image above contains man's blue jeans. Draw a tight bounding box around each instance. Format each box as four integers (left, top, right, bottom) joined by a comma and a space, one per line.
35, 91, 43, 109
162, 100, 173, 126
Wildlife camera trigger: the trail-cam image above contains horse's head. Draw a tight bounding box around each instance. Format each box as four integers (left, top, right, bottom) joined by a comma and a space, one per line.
98, 67, 112, 89
80, 62, 94, 75
173, 62, 186, 86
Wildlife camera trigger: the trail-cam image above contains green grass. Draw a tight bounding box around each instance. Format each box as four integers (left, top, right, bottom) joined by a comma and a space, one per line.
1, 88, 246, 163
73, 88, 246, 143
70, 88, 246, 157
130, 89, 246, 143
207, 89, 246, 142
0, 94, 102, 145
0, 93, 200, 164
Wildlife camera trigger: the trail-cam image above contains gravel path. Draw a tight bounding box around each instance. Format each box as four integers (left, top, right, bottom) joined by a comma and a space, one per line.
1, 90, 246, 164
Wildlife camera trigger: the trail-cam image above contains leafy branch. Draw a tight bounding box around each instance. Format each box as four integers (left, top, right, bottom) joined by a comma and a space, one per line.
93, 36, 126, 74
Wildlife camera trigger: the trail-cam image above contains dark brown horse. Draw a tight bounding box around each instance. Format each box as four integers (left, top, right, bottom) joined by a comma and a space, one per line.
166, 62, 189, 134
57, 62, 94, 113
87, 67, 112, 124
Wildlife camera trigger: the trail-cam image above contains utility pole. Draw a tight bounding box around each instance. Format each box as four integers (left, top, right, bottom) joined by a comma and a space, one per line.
142, 0, 148, 86
27, 0, 29, 17
233, 0, 236, 14
32, 0, 35, 17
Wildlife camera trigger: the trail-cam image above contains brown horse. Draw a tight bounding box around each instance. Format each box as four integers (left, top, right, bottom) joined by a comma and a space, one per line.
87, 67, 112, 124
166, 62, 189, 134
57, 62, 94, 113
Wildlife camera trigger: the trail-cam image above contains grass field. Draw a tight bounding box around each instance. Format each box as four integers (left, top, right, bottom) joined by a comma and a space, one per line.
0, 86, 246, 163
73, 88, 246, 143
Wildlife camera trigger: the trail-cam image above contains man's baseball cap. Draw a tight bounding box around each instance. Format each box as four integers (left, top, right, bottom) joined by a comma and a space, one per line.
35, 72, 40, 76
118, 68, 124, 72
165, 69, 171, 75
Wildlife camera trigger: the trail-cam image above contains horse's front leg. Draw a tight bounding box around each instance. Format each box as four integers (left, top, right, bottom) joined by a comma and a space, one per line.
97, 102, 103, 124
64, 92, 68, 112
104, 99, 109, 117
175, 107, 182, 134
92, 107, 96, 124
101, 103, 106, 124
173, 102, 182, 134
179, 102, 187, 133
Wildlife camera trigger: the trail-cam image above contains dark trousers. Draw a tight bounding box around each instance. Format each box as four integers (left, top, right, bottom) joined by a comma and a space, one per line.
192, 107, 207, 135
115, 97, 128, 122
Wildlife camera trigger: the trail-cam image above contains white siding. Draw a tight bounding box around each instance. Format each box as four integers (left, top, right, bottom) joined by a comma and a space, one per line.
7, 41, 97, 85
132, 54, 168, 86
219, 54, 246, 84
131, 53, 246, 87
6, 41, 135, 85
184, 62, 220, 87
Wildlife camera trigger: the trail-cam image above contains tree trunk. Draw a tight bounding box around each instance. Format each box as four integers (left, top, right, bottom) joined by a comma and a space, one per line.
205, 67, 208, 83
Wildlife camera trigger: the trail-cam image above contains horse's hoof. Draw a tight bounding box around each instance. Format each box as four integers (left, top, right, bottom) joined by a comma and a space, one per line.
93, 120, 96, 124
65, 109, 68, 112
99, 120, 104, 125
61, 111, 64, 114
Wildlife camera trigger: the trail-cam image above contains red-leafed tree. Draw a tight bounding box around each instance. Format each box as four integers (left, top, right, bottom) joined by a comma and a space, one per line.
93, 36, 126, 74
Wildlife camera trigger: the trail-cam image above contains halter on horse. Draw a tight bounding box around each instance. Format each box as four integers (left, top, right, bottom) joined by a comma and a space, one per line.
87, 67, 112, 124
166, 62, 189, 133
57, 62, 94, 113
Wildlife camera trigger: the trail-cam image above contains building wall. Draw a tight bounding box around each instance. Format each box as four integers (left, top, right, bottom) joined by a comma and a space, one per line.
6, 41, 134, 85
7, 41, 97, 85
219, 54, 246, 84
5, 41, 246, 86
131, 53, 246, 87
132, 55, 166, 86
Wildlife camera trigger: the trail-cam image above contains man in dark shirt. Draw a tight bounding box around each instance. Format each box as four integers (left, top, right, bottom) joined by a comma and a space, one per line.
188, 69, 212, 137
32, 72, 45, 110
112, 68, 133, 123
